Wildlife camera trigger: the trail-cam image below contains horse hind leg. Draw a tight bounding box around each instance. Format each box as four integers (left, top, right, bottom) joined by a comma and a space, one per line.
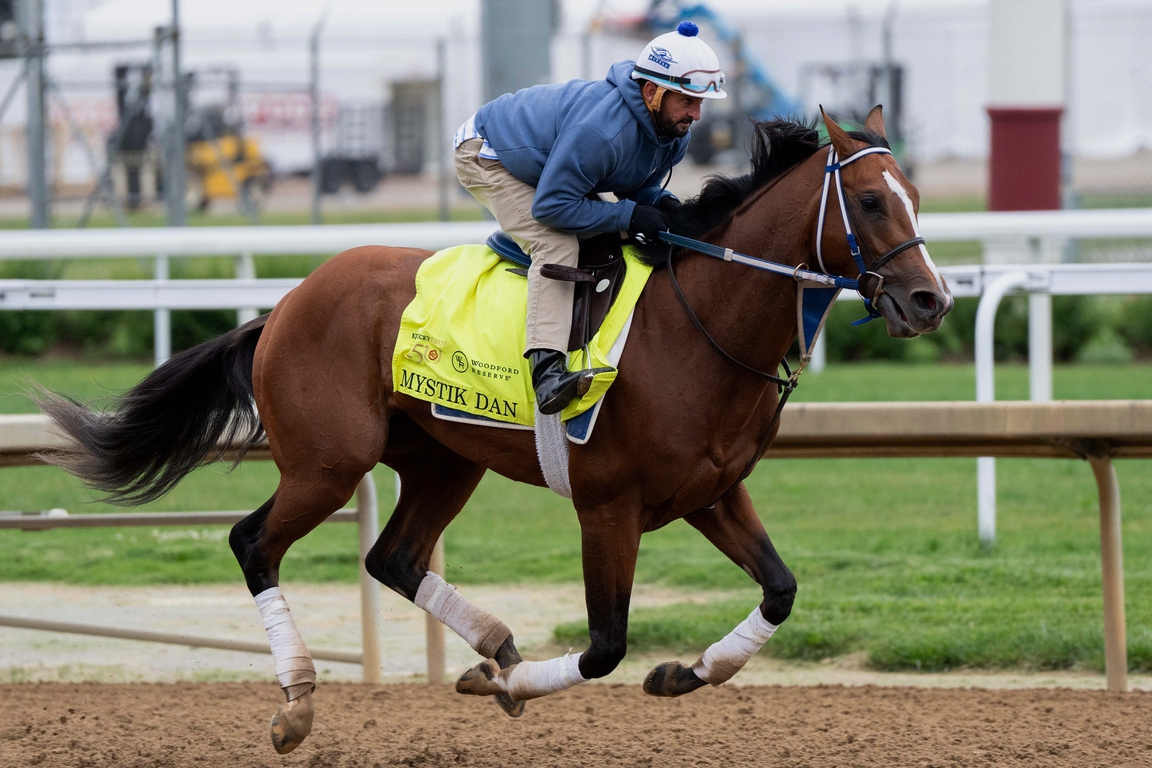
229, 468, 367, 753
365, 417, 526, 717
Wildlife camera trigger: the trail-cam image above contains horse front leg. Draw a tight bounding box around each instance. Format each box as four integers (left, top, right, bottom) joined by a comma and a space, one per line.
456, 504, 641, 701
644, 482, 796, 697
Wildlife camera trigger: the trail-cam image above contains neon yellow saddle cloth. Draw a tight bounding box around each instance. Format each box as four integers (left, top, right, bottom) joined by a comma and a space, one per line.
392, 243, 653, 428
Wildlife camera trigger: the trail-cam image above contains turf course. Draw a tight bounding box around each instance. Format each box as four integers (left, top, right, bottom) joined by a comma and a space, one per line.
0, 359, 1148, 673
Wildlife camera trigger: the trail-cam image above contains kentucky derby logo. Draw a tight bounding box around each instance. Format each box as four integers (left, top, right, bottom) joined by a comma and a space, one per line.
647, 46, 676, 69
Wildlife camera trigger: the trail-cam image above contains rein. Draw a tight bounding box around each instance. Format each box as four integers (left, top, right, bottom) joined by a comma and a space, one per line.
657, 142, 925, 498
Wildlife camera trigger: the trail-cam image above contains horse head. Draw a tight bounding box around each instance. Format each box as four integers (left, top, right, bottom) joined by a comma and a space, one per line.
819, 107, 953, 338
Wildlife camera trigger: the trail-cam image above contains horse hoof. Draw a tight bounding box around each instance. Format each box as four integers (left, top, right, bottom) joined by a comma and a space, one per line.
494, 692, 525, 718
269, 690, 314, 754
643, 661, 707, 698
455, 658, 504, 697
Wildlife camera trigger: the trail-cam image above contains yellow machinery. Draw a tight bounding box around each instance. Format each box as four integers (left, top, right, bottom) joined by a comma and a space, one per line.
186, 132, 272, 210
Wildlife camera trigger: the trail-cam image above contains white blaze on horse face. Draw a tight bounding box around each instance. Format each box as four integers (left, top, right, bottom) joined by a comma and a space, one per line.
882, 170, 946, 294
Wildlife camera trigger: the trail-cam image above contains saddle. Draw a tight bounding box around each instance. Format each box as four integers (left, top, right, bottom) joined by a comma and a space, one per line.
486, 231, 628, 352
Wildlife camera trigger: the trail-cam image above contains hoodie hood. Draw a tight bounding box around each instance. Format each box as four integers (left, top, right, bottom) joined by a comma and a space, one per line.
608, 60, 664, 144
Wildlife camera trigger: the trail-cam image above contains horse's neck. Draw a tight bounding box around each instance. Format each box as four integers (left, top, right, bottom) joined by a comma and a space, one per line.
667, 173, 822, 379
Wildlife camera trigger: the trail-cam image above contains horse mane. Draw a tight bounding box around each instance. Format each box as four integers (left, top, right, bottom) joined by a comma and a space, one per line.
638, 117, 889, 267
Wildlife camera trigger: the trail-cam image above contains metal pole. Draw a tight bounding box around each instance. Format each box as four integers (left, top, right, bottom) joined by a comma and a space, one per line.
436, 37, 450, 223
235, 252, 257, 326
0, 613, 362, 664
1028, 293, 1053, 401
1089, 455, 1127, 693
426, 534, 446, 684
153, 254, 170, 366
47, 77, 130, 227
20, 0, 48, 229
356, 473, 383, 684
164, 0, 186, 226
309, 16, 324, 225
974, 270, 1030, 545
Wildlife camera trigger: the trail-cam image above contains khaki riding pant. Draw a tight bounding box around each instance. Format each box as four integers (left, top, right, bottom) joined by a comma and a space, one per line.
454, 138, 579, 354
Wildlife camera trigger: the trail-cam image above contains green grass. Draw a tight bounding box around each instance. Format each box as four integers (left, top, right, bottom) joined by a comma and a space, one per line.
555, 456, 1152, 673
1, 359, 1149, 673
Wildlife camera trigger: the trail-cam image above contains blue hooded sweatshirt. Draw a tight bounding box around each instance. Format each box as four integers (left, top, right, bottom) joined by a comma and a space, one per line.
473, 61, 689, 235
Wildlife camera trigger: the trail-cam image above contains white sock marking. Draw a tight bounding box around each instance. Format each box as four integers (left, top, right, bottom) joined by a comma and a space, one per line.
882, 170, 946, 294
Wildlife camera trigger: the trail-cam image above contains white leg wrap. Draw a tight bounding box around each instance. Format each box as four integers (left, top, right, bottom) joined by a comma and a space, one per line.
499, 652, 587, 701
691, 606, 778, 685
414, 572, 511, 659
255, 587, 316, 695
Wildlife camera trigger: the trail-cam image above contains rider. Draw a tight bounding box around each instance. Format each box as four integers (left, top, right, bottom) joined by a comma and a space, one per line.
453, 21, 726, 414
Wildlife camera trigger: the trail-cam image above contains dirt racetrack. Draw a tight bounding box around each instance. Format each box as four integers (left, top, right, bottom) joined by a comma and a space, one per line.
3, 682, 1150, 767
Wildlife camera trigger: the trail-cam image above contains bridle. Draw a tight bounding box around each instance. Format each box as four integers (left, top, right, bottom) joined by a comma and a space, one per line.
656, 142, 927, 385
653, 141, 926, 497
815, 145, 926, 322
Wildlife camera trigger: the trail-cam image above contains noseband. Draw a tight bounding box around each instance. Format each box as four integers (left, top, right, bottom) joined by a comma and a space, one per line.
816, 145, 925, 322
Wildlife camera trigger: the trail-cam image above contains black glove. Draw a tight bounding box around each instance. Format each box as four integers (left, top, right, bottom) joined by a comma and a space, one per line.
655, 195, 683, 216
628, 204, 669, 246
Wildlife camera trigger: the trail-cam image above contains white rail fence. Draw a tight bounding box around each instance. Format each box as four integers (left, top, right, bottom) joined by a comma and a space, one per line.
0, 473, 383, 679
0, 209, 1146, 611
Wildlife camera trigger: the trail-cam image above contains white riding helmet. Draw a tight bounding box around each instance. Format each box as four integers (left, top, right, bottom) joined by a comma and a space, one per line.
631, 21, 727, 100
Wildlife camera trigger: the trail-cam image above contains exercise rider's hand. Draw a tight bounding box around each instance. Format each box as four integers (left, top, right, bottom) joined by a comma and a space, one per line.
655, 195, 683, 216
629, 205, 669, 246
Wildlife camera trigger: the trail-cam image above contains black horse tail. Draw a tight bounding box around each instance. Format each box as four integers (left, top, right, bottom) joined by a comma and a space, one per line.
36, 315, 269, 506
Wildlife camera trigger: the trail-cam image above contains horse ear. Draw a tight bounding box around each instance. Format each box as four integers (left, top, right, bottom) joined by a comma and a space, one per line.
864, 105, 887, 139
820, 106, 856, 160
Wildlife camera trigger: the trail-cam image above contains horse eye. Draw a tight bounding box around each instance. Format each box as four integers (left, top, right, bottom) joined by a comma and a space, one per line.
861, 196, 880, 212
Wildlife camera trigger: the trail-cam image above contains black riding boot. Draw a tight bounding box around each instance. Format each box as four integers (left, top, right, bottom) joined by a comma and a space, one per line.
528, 349, 593, 415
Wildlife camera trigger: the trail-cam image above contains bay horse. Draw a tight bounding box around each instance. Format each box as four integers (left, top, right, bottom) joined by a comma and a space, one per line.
37, 108, 951, 753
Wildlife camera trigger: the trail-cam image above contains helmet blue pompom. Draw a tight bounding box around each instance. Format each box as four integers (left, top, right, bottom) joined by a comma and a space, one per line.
676, 21, 699, 37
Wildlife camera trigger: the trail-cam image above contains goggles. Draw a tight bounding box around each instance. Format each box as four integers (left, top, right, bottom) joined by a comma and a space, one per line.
634, 66, 726, 95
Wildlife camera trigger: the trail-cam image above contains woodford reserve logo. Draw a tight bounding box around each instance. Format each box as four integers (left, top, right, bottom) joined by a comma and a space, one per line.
401, 334, 523, 419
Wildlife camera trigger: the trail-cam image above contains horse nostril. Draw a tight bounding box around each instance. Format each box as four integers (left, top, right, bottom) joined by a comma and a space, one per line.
912, 291, 945, 317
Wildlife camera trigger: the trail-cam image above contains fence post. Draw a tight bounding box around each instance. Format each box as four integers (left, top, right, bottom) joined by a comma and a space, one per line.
1089, 455, 1127, 693
809, 331, 826, 375
154, 254, 171, 366
974, 270, 1030, 545
236, 251, 258, 326
426, 535, 446, 683
356, 473, 382, 683
1028, 293, 1053, 401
